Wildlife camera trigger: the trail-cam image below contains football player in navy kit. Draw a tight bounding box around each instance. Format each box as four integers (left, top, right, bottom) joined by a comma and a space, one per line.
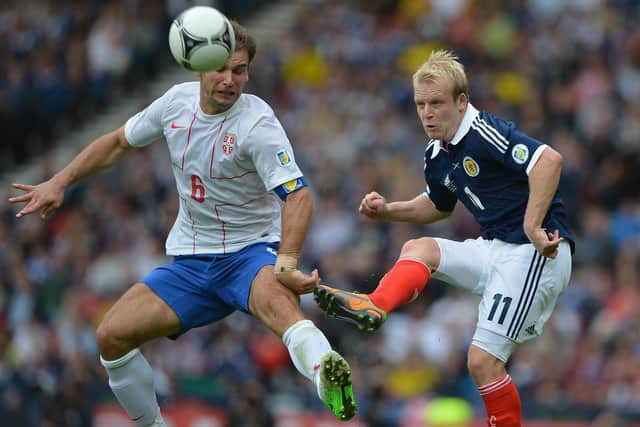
314, 50, 573, 427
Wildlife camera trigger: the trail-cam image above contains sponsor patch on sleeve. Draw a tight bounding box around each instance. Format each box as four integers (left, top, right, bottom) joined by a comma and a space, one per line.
276, 149, 292, 167
512, 144, 529, 164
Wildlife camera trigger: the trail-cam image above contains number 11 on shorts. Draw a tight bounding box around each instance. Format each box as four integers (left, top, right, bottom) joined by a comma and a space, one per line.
487, 293, 512, 325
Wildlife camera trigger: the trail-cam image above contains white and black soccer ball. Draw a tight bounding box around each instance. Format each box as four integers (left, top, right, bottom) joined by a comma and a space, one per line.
168, 6, 235, 72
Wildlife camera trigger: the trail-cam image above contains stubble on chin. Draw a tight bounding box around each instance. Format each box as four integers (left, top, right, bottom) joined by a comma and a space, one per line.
425, 130, 439, 140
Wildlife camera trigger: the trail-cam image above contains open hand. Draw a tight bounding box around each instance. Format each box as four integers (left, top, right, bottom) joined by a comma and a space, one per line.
8, 180, 65, 219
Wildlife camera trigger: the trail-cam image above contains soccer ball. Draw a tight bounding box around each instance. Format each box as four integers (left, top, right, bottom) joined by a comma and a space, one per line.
168, 6, 235, 72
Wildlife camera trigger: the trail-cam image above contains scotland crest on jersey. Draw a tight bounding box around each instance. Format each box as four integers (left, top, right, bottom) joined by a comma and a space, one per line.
463, 156, 479, 177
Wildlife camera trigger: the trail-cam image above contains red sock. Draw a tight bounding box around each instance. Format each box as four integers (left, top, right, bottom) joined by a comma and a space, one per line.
478, 375, 521, 427
368, 259, 430, 312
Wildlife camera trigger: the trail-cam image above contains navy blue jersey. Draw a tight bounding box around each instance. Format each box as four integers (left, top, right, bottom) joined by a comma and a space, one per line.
423, 104, 574, 252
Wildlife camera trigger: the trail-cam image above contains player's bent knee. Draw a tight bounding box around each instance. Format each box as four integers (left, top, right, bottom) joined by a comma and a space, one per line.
255, 288, 299, 319
96, 320, 117, 358
250, 281, 303, 336
400, 237, 440, 270
96, 317, 136, 360
467, 345, 506, 385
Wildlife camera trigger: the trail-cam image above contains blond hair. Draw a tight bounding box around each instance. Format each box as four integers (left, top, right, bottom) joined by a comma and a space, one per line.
412, 50, 468, 99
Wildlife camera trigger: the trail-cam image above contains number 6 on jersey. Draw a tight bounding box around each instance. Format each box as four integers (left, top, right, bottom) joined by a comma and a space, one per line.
191, 174, 205, 203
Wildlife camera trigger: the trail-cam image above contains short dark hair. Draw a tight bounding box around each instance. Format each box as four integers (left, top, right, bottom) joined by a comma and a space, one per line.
231, 20, 256, 63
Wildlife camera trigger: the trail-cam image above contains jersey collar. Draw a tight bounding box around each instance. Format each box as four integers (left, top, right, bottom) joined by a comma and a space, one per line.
428, 103, 479, 159
198, 93, 243, 119
449, 102, 479, 146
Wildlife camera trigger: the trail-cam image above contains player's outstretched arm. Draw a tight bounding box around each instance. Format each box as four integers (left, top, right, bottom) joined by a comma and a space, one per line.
275, 186, 320, 294
524, 146, 564, 258
359, 192, 451, 224
8, 126, 134, 219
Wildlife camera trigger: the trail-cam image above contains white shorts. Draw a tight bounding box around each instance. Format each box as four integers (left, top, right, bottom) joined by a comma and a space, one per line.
432, 237, 572, 362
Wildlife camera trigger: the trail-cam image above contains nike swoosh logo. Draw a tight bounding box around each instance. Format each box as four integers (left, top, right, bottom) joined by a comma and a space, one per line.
132, 414, 145, 421
171, 123, 185, 129
408, 289, 420, 303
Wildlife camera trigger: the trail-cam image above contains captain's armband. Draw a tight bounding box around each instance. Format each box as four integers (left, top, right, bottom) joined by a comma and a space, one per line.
273, 176, 308, 201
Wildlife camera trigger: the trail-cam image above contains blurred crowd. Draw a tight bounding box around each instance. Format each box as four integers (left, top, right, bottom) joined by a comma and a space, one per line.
0, 0, 171, 172
2, 0, 640, 426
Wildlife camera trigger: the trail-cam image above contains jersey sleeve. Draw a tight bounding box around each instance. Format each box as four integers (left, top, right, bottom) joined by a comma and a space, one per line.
423, 144, 457, 212
424, 180, 457, 212
244, 114, 303, 191
508, 129, 548, 175
124, 86, 175, 147
472, 114, 547, 176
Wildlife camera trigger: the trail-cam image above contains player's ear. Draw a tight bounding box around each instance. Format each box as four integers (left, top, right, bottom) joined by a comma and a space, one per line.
457, 92, 468, 112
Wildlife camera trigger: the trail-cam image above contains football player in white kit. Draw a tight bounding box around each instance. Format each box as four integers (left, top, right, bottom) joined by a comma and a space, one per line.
314, 50, 574, 427
9, 21, 357, 425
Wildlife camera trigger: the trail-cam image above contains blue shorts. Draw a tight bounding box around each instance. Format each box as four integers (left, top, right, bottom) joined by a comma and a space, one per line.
140, 242, 278, 338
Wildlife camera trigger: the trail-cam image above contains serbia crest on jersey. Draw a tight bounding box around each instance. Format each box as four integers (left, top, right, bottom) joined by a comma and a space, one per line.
423, 104, 574, 251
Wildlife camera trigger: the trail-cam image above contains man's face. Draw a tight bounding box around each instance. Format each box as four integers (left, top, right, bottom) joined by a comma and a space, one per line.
414, 77, 467, 143
199, 49, 249, 114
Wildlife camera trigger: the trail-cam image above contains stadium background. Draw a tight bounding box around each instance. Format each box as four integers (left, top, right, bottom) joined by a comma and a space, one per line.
1, 0, 640, 426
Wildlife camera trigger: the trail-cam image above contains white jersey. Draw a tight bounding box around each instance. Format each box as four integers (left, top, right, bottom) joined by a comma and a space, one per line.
124, 82, 303, 255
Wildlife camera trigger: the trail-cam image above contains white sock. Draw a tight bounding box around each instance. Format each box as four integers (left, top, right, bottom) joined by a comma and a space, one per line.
282, 319, 332, 384
100, 349, 163, 427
